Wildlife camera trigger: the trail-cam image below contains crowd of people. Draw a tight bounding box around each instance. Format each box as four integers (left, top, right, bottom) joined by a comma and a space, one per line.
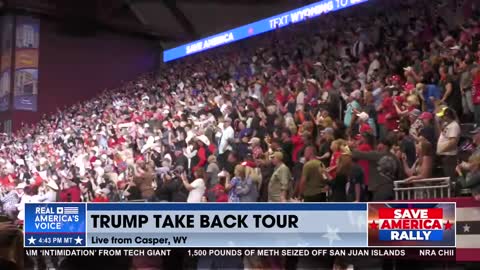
1, 0, 480, 269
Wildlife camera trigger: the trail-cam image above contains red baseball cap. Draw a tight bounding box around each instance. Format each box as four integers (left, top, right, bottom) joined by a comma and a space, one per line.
418, 112, 433, 120
241, 160, 256, 168
359, 123, 372, 133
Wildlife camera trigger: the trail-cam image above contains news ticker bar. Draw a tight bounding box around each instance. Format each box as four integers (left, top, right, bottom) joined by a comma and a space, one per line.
24, 248, 456, 260
24, 202, 456, 248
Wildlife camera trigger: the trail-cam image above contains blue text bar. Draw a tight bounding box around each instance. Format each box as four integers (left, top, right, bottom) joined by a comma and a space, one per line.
163, 0, 369, 62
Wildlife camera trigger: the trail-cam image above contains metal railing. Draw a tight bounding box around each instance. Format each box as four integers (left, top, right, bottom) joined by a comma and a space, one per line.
394, 177, 451, 200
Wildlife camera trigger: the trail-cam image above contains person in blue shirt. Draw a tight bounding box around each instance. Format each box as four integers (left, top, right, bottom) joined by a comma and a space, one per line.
344, 90, 362, 129
419, 83, 441, 112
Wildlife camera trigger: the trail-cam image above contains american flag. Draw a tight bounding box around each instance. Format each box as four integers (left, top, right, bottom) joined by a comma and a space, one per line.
412, 197, 480, 261
58, 206, 79, 215
455, 198, 479, 262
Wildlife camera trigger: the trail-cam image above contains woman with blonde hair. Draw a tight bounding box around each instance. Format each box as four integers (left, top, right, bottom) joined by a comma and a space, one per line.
327, 144, 365, 202
237, 161, 261, 202
394, 94, 421, 116
226, 164, 245, 202
327, 139, 347, 179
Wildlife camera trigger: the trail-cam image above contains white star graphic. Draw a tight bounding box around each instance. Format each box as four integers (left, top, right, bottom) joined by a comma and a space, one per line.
323, 225, 341, 246
463, 224, 471, 233
27, 236, 36, 245
74, 236, 83, 245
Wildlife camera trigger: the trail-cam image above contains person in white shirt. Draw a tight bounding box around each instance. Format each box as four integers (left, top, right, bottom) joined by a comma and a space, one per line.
16, 186, 39, 221
37, 179, 59, 202
218, 118, 234, 168
436, 107, 461, 184
367, 52, 380, 82
181, 168, 206, 203
93, 160, 105, 185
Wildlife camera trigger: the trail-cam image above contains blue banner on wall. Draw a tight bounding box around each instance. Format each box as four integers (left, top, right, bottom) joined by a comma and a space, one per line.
0, 16, 13, 111
13, 16, 40, 111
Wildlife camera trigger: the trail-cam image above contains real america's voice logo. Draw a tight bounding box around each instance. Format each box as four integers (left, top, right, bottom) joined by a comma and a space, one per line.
24, 203, 87, 247
368, 203, 456, 247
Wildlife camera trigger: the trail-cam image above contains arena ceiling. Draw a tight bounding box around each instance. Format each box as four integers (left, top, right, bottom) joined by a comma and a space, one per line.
128, 0, 313, 47
2, 0, 312, 46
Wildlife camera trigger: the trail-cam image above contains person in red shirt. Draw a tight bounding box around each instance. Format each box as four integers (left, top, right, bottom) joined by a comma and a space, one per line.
31, 173, 44, 187
0, 168, 16, 188
377, 89, 398, 139
355, 133, 375, 201
92, 189, 110, 202
205, 171, 229, 202
275, 87, 290, 106
192, 136, 210, 173
59, 181, 82, 202
290, 132, 305, 164
108, 136, 118, 148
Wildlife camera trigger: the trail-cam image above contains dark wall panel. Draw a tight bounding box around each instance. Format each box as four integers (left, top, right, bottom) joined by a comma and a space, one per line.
12, 20, 157, 130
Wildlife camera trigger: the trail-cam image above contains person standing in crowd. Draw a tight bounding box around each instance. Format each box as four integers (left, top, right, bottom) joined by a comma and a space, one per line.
352, 137, 401, 201
401, 141, 434, 182
192, 135, 210, 173
218, 118, 234, 169
16, 185, 39, 222
0, 167, 16, 189
439, 66, 463, 118
381, 89, 399, 138
376, 89, 392, 140
206, 155, 220, 188
226, 164, 245, 203
436, 107, 461, 185
456, 153, 480, 201
347, 152, 365, 202
472, 65, 480, 130
205, 171, 229, 202
460, 58, 474, 121
181, 168, 206, 203
355, 132, 374, 199
298, 145, 328, 202
133, 157, 155, 201
317, 127, 334, 167
408, 109, 423, 141
418, 83, 441, 113
328, 146, 352, 202
398, 123, 417, 168
327, 139, 346, 179
37, 180, 58, 202
344, 90, 362, 134
92, 188, 110, 202
418, 112, 436, 146
268, 152, 292, 202
237, 161, 260, 202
